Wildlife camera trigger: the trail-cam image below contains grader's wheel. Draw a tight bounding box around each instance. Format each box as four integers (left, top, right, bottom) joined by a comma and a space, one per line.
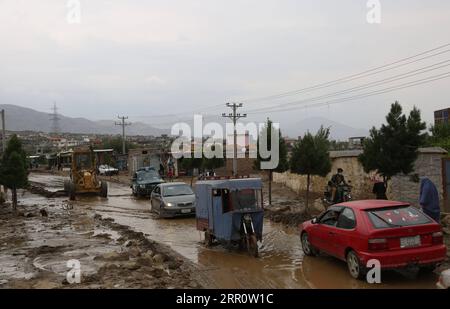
100, 181, 108, 198
67, 181, 76, 201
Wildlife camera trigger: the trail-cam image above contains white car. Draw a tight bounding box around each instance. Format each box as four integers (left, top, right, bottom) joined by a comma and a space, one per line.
437, 269, 450, 289
98, 164, 119, 176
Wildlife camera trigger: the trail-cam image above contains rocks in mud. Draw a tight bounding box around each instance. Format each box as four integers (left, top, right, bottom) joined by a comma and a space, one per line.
122, 261, 141, 271
152, 253, 166, 264
95, 251, 130, 262
40, 209, 48, 217
311, 198, 326, 215
124, 240, 138, 247
128, 246, 141, 258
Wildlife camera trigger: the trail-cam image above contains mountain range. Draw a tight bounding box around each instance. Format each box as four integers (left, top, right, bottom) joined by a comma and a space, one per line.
0, 104, 368, 140
0, 104, 168, 136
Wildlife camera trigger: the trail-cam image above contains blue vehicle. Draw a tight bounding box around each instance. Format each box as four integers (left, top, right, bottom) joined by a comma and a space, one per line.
195, 178, 264, 257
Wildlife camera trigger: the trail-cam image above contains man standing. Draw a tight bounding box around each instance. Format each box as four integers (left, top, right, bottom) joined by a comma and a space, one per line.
419, 177, 440, 223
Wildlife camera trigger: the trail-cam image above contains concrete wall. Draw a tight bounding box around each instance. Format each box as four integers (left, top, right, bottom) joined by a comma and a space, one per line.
273, 148, 448, 210
273, 156, 377, 200
389, 152, 445, 208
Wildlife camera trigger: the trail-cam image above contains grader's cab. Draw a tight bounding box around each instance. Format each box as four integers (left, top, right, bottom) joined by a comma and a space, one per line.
64, 147, 108, 200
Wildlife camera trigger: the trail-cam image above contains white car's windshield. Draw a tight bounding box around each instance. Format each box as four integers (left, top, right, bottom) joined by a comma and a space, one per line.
163, 185, 194, 197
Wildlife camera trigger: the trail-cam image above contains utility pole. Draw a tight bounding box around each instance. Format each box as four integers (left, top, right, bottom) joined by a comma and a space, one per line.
115, 116, 131, 155
1, 109, 5, 153
222, 103, 247, 177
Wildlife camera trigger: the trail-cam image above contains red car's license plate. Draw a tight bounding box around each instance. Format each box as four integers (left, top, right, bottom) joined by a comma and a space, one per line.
400, 235, 421, 248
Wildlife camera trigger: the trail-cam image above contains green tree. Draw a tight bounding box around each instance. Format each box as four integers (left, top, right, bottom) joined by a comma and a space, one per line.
0, 135, 28, 210
179, 157, 203, 185
202, 144, 225, 172
290, 127, 332, 212
101, 136, 137, 154
359, 101, 427, 186
428, 122, 450, 152
254, 118, 289, 205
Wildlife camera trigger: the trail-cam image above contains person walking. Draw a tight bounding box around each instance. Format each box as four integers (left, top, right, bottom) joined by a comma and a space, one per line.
419, 177, 441, 223
372, 181, 388, 200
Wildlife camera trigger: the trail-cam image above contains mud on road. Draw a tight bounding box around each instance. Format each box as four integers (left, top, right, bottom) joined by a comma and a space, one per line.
0, 190, 206, 289
0, 172, 445, 289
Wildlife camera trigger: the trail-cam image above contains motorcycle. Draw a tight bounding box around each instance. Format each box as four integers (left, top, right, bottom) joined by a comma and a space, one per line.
323, 181, 353, 207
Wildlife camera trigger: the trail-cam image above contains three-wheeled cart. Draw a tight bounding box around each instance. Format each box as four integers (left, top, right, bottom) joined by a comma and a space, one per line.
195, 178, 264, 257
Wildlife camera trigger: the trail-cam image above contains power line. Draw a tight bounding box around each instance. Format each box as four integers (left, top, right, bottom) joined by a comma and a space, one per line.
115, 116, 131, 155
244, 59, 450, 114
242, 43, 450, 103
248, 72, 450, 115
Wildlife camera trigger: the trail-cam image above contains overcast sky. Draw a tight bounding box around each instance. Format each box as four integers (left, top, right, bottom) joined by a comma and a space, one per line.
1, 0, 450, 135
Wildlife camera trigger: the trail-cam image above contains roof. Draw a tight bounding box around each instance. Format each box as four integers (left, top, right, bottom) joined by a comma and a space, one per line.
418, 147, 448, 154
337, 200, 409, 210
196, 178, 263, 190
329, 150, 363, 158
160, 182, 189, 187
329, 146, 447, 159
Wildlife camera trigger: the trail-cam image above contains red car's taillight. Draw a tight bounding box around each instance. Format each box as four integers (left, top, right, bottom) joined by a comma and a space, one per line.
432, 232, 443, 245
368, 238, 388, 251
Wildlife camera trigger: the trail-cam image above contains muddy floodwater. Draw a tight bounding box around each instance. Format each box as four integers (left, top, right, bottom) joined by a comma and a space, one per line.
29, 173, 439, 289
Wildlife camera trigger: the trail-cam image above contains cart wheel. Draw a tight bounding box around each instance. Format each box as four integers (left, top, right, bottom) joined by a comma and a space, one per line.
204, 230, 213, 247
247, 234, 259, 258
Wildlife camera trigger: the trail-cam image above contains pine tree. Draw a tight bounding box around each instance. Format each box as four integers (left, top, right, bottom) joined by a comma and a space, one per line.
290, 127, 331, 213
359, 101, 427, 186
0, 135, 28, 210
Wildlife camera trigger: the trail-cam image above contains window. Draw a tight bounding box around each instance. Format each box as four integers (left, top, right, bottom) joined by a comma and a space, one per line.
153, 186, 160, 195
320, 209, 341, 226
366, 206, 431, 229
230, 189, 260, 211
163, 184, 193, 197
337, 208, 356, 229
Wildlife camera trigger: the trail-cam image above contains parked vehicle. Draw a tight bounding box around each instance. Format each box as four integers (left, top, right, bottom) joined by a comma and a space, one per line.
437, 269, 450, 289
300, 200, 446, 280
131, 167, 164, 197
150, 182, 196, 218
64, 147, 108, 200
195, 178, 264, 257
323, 182, 353, 207
98, 164, 119, 176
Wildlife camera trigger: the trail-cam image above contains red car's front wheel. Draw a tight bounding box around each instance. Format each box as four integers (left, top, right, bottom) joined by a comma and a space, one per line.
301, 233, 318, 257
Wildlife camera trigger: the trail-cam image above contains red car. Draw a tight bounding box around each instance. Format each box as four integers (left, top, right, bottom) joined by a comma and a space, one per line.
300, 200, 446, 279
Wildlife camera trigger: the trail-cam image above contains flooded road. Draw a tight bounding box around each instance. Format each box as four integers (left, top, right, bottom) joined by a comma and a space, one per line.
28, 173, 439, 289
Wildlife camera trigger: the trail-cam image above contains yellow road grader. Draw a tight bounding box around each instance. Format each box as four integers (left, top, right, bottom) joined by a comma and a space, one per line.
64, 147, 108, 200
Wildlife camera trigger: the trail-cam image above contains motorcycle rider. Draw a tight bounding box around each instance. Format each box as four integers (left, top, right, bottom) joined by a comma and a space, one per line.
331, 168, 348, 203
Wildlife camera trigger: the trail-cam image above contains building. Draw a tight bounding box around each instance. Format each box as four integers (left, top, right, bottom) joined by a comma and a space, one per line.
128, 148, 162, 176
434, 108, 450, 125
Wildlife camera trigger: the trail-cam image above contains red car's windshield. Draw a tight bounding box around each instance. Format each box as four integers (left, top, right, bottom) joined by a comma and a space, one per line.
366, 206, 432, 228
